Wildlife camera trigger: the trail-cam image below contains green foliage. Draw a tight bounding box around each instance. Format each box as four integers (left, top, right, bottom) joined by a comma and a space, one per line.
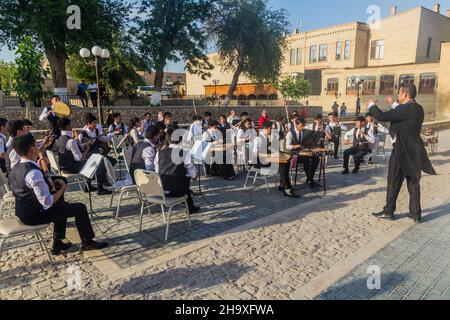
132, 0, 214, 88
209, 0, 289, 85
0, 60, 17, 93
0, 0, 130, 87
14, 36, 48, 103
66, 34, 145, 95
274, 76, 311, 102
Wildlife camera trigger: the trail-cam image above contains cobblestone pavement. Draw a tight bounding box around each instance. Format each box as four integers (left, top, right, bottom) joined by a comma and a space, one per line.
1, 132, 449, 300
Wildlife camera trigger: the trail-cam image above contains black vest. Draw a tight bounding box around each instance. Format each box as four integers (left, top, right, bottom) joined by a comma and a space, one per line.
353, 129, 369, 152
130, 141, 153, 181
10, 162, 45, 219
158, 147, 187, 192
81, 129, 100, 154
111, 122, 125, 134
0, 135, 7, 173
289, 126, 303, 146
54, 134, 80, 172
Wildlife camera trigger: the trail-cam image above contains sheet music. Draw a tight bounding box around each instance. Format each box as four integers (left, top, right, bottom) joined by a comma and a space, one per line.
192, 141, 208, 164
79, 154, 104, 179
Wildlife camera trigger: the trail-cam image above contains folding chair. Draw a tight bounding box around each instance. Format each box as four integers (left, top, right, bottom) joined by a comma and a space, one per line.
46, 151, 87, 192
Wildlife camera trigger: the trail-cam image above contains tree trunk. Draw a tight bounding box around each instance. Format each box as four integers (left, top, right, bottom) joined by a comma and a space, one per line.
25, 100, 33, 121
223, 65, 243, 107
151, 68, 165, 106
45, 47, 68, 100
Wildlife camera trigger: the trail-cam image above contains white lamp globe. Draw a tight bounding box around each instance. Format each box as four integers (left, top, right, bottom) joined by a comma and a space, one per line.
79, 48, 90, 58
91, 46, 102, 57
101, 49, 110, 59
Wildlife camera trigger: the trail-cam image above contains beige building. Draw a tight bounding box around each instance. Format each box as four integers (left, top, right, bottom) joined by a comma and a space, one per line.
187, 4, 450, 115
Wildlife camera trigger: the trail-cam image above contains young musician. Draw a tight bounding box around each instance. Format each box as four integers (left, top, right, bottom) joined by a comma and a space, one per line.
78, 114, 116, 194
128, 117, 143, 146
288, 112, 299, 131
286, 117, 321, 189
142, 112, 155, 134
188, 115, 204, 143
130, 125, 159, 184
202, 112, 214, 129
237, 119, 256, 164
252, 121, 298, 198
227, 110, 239, 126
342, 116, 375, 174
218, 115, 230, 137
306, 113, 328, 148
56, 118, 113, 195
326, 113, 348, 159
154, 127, 200, 214
10, 134, 107, 255
108, 113, 128, 136
23, 119, 33, 132
0, 118, 8, 173
272, 116, 286, 140
39, 95, 61, 136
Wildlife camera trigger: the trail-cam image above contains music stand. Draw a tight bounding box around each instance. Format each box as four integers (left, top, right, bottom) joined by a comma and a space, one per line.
79, 154, 113, 234
191, 141, 214, 207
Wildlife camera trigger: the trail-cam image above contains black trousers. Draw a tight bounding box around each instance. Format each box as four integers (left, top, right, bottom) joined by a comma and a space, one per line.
279, 163, 292, 190
384, 148, 421, 216
331, 136, 341, 158
21, 200, 95, 243
165, 177, 195, 210
90, 93, 98, 108
298, 156, 319, 183
343, 147, 369, 170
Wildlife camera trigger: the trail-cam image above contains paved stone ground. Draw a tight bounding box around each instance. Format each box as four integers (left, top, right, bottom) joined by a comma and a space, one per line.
1, 131, 449, 300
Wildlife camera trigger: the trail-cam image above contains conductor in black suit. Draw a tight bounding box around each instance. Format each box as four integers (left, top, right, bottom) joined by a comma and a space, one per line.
368, 82, 436, 223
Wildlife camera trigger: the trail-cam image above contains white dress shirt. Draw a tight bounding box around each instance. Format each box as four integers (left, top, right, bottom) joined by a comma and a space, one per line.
108, 122, 129, 135
142, 139, 156, 171
154, 144, 198, 179
88, 83, 98, 93
344, 128, 375, 145
326, 122, 348, 136
188, 122, 204, 141
79, 126, 113, 144
253, 132, 270, 155
129, 128, 143, 145
61, 131, 83, 161
23, 159, 53, 210
39, 106, 55, 122
202, 129, 220, 143
0, 133, 7, 154
285, 128, 304, 150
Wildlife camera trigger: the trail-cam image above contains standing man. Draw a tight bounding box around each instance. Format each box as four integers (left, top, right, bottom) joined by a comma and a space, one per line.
369, 83, 436, 223
88, 82, 98, 108
356, 97, 361, 115
332, 101, 339, 115
39, 95, 61, 136
77, 80, 89, 108
340, 102, 347, 117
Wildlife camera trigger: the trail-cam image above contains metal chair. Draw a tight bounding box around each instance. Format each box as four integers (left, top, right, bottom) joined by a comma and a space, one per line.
0, 171, 15, 219
0, 218, 53, 264
104, 158, 139, 220
46, 150, 87, 192
122, 145, 133, 180
134, 170, 190, 241
243, 165, 278, 193
111, 135, 127, 175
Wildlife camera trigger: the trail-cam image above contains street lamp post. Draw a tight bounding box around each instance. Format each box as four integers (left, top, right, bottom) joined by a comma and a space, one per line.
212, 79, 219, 107
80, 46, 110, 125
351, 76, 364, 115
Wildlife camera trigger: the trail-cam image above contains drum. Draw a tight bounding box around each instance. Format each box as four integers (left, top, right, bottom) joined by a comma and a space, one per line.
52, 101, 71, 118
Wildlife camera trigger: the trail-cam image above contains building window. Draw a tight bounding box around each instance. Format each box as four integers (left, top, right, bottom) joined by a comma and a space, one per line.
336, 41, 342, 60
370, 40, 385, 60
344, 40, 351, 60
362, 77, 376, 95
419, 73, 436, 94
290, 49, 295, 65
380, 75, 395, 95
305, 69, 322, 96
309, 45, 318, 63
327, 78, 339, 96
426, 38, 432, 58
399, 74, 414, 87
346, 77, 357, 95
319, 44, 328, 62
296, 48, 302, 65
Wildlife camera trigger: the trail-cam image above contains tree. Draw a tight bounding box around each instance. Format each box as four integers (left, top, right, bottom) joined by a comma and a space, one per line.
67, 33, 145, 95
274, 76, 311, 120
15, 36, 48, 119
208, 0, 289, 107
132, 0, 213, 106
0, 60, 17, 94
0, 0, 129, 97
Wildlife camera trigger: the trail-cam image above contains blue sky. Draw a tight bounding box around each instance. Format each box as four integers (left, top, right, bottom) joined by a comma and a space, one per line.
1, 0, 448, 72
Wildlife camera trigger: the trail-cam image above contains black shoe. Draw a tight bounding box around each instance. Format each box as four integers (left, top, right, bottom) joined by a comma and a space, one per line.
51, 240, 73, 256
84, 185, 97, 193
372, 211, 395, 221
283, 190, 300, 198
342, 169, 350, 175
408, 214, 422, 223
81, 240, 108, 252
309, 181, 321, 189
189, 206, 201, 214
97, 189, 112, 196
278, 186, 285, 192
352, 168, 360, 174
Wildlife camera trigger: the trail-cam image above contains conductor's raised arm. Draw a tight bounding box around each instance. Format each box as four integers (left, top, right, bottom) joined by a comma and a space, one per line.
367, 100, 407, 123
